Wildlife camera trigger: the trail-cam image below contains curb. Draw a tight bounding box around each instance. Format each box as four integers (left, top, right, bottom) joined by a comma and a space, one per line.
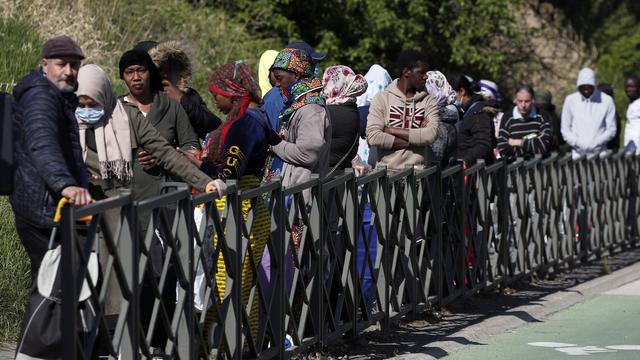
391, 260, 640, 359
0, 343, 15, 360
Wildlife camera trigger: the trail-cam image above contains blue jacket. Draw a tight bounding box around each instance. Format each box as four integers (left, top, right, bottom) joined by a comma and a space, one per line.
200, 108, 278, 180
10, 69, 87, 228
261, 87, 284, 132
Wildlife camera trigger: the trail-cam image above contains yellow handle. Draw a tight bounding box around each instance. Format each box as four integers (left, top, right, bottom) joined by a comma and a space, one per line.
53, 198, 93, 223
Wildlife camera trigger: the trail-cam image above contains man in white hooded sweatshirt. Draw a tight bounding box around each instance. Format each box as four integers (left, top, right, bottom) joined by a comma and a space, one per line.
561, 68, 617, 159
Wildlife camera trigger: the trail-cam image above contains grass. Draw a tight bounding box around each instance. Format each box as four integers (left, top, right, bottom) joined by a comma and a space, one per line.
0, 16, 41, 91
1, 0, 281, 104
0, 16, 40, 343
0, 197, 29, 342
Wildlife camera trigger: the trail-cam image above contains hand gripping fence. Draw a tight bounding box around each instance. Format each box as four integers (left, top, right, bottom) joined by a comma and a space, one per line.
57, 152, 640, 359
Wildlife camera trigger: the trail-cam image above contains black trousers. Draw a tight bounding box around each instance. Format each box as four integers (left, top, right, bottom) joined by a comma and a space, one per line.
14, 216, 53, 286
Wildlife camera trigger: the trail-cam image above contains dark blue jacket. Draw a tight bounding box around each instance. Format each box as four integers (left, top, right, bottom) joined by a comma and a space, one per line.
200, 108, 277, 180
10, 69, 87, 228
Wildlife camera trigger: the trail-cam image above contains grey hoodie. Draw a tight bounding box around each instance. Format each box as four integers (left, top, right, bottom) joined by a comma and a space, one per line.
366, 79, 440, 173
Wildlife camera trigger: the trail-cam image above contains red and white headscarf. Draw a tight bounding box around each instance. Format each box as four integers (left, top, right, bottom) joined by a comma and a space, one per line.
321, 65, 368, 105
204, 61, 261, 163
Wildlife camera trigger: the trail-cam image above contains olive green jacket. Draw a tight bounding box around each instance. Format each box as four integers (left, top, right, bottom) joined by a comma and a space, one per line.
119, 92, 202, 200
85, 103, 210, 199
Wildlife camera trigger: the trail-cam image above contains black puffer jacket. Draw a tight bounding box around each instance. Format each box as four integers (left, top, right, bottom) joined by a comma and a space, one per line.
10, 69, 87, 228
180, 88, 221, 140
456, 98, 496, 164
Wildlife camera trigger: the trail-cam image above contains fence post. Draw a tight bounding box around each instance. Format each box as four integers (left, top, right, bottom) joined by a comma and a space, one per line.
497, 161, 509, 281
222, 180, 242, 358
432, 168, 444, 303
377, 168, 390, 332
180, 194, 195, 359
405, 166, 418, 316
61, 204, 78, 360
344, 169, 359, 338
309, 175, 324, 348
272, 180, 286, 359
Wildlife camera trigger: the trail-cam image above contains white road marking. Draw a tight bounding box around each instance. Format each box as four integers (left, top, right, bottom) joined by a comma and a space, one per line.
528, 342, 577, 348
528, 343, 640, 355
605, 345, 640, 351
554, 346, 617, 356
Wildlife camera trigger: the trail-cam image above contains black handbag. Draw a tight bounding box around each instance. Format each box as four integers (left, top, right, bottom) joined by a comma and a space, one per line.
15, 227, 100, 359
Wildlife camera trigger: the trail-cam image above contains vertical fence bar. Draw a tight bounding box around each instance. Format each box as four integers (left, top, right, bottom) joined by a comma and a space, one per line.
128, 198, 140, 360
61, 204, 78, 360
310, 176, 324, 348
223, 180, 242, 358
273, 181, 286, 360
345, 169, 359, 338
378, 169, 391, 332
405, 167, 418, 316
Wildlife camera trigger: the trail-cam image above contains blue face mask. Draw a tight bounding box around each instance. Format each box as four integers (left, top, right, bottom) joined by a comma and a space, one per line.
453, 99, 464, 113
75, 107, 105, 124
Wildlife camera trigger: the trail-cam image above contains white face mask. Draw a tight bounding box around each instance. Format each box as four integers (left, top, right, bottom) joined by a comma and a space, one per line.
75, 107, 105, 124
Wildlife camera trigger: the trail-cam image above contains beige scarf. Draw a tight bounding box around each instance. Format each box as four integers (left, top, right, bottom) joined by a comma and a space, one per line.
76, 64, 133, 182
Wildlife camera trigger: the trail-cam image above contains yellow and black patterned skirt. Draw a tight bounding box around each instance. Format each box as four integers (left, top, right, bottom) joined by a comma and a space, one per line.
205, 175, 270, 347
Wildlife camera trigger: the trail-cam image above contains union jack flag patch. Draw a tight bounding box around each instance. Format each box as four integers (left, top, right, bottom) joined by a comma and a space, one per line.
388, 105, 425, 128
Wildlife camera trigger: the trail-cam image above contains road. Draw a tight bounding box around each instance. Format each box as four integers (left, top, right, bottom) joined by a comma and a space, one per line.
443, 279, 640, 359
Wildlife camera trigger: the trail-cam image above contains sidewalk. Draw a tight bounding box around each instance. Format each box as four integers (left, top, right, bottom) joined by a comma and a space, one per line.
318, 248, 640, 359
0, 343, 15, 360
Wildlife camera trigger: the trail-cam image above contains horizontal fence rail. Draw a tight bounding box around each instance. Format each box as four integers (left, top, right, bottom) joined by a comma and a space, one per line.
58, 151, 639, 359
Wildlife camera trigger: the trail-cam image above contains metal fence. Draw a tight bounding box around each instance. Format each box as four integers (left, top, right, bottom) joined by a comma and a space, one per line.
58, 151, 639, 359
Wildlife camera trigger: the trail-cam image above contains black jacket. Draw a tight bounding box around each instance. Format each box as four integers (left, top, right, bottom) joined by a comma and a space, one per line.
327, 103, 360, 170
10, 69, 87, 228
180, 88, 221, 140
456, 99, 496, 164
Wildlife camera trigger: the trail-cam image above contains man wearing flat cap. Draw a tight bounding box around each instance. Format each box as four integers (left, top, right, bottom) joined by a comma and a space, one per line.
10, 35, 91, 357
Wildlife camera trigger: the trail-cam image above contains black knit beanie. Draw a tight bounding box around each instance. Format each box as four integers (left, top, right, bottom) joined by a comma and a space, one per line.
118, 49, 163, 92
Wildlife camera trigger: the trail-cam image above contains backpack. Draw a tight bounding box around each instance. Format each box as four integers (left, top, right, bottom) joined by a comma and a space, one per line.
0, 93, 14, 195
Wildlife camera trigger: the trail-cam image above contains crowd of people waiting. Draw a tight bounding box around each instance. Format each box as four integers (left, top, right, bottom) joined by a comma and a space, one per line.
7, 34, 640, 357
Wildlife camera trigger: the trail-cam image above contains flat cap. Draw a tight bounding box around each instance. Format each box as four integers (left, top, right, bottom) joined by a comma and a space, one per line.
42, 35, 85, 59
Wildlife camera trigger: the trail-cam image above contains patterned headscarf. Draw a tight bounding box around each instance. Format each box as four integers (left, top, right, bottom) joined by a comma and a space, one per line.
321, 65, 368, 105
205, 61, 262, 163
425, 70, 457, 106
355, 64, 392, 107
270, 48, 315, 78
281, 78, 325, 119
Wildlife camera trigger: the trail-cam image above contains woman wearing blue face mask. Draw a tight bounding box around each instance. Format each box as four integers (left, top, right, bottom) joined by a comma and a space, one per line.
74, 64, 221, 329
75, 64, 216, 193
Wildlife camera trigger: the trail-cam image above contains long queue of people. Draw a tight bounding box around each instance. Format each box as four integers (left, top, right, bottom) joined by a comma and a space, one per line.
7, 34, 638, 358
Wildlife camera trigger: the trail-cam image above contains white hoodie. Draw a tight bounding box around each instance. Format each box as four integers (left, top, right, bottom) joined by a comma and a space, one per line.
561, 68, 617, 159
